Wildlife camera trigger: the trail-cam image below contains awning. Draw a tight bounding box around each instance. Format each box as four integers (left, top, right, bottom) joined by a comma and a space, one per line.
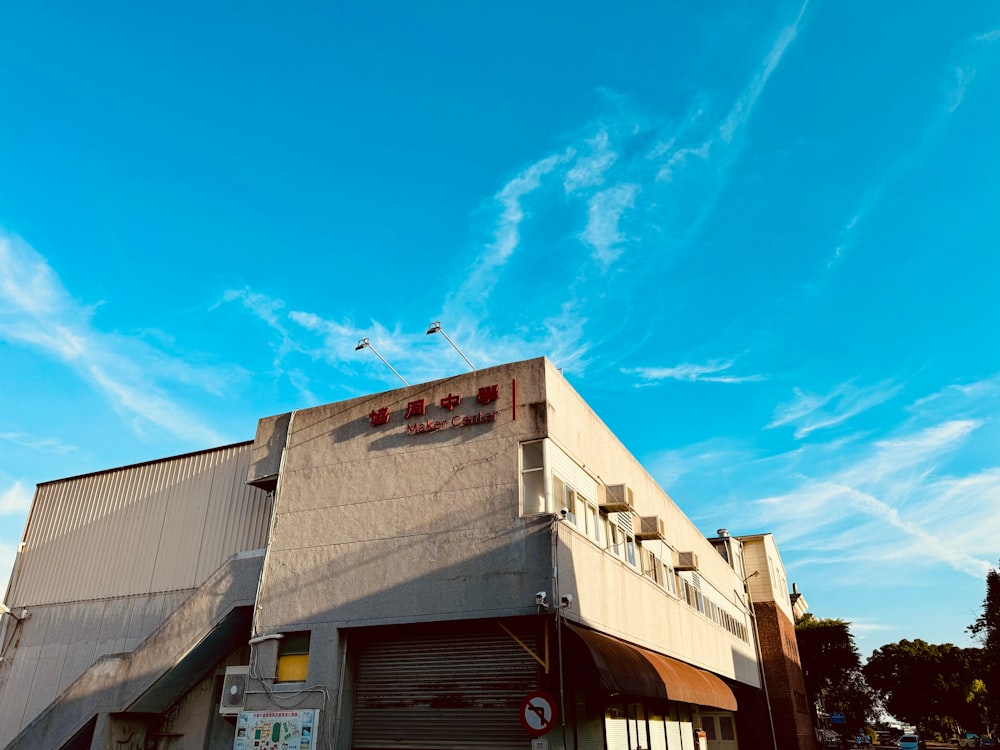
566, 624, 738, 711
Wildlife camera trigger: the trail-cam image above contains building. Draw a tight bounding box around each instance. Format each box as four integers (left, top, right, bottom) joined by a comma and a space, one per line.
0, 357, 814, 750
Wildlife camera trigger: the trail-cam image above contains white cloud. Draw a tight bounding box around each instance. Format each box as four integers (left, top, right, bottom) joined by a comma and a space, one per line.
580, 183, 640, 267
626, 360, 764, 384
0, 481, 32, 514
719, 0, 810, 144
564, 130, 618, 192
769, 380, 902, 438
948, 65, 976, 113
656, 142, 711, 182
0, 232, 226, 446
491, 151, 575, 267
976, 29, 1000, 42
0, 432, 77, 455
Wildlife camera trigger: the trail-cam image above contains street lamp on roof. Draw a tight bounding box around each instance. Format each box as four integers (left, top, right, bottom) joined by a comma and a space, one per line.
426, 321, 476, 371
354, 338, 409, 386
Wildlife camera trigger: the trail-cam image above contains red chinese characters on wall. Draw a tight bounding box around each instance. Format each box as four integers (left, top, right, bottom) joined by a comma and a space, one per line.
476, 384, 499, 405
404, 399, 426, 419
366, 382, 508, 429
439, 393, 461, 411
368, 407, 391, 427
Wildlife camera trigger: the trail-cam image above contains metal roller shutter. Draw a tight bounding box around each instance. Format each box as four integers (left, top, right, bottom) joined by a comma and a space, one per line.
352, 622, 540, 750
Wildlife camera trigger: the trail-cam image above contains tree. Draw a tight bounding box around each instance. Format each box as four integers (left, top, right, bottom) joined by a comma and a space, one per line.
864, 639, 980, 737
796, 614, 879, 732
969, 563, 1000, 735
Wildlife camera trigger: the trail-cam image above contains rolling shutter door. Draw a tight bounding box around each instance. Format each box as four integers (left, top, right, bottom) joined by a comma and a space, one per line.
352, 622, 539, 750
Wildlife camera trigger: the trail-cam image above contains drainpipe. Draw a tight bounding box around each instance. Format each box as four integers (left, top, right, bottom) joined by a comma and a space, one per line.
552, 514, 568, 749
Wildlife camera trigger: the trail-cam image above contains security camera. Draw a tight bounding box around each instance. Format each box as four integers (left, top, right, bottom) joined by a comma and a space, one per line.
559, 507, 569, 518
561, 594, 574, 608
534, 591, 548, 607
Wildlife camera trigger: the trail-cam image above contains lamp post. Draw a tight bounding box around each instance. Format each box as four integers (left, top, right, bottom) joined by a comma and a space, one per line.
354, 338, 409, 386
426, 322, 476, 371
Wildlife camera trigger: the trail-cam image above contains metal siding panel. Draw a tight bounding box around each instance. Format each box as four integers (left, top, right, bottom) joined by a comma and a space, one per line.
11, 444, 270, 606
352, 624, 539, 750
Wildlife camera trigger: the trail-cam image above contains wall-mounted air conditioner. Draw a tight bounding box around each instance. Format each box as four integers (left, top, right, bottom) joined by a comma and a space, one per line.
675, 551, 699, 571
219, 665, 250, 715
599, 483, 634, 513
635, 515, 666, 541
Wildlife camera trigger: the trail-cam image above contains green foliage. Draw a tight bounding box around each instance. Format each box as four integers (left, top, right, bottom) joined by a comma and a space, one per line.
795, 613, 879, 730
863, 639, 982, 735
968, 563, 1000, 736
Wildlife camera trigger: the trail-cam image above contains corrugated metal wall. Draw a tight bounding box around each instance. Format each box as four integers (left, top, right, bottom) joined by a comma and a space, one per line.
8, 443, 272, 606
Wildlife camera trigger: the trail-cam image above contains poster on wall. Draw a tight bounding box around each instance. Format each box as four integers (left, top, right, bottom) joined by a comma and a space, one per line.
232, 709, 319, 750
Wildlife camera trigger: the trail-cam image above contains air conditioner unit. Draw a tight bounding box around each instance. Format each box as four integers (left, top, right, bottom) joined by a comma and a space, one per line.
219, 666, 250, 715
675, 551, 699, 571
635, 515, 666, 540
599, 483, 634, 513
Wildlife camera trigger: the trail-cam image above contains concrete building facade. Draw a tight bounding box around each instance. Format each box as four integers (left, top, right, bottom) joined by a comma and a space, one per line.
0, 357, 814, 750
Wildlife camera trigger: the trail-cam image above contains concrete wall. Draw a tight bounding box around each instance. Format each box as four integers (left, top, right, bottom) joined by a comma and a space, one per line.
254, 359, 551, 635
543, 361, 760, 685
0, 590, 190, 746
743, 534, 794, 621
250, 357, 762, 730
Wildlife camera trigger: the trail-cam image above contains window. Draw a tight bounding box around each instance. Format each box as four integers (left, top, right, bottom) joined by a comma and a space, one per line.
276, 632, 311, 683
641, 547, 660, 584
662, 562, 677, 595
680, 579, 694, 606
625, 537, 637, 567
609, 524, 622, 558
521, 441, 546, 515
584, 502, 601, 544
719, 716, 736, 741
553, 478, 579, 525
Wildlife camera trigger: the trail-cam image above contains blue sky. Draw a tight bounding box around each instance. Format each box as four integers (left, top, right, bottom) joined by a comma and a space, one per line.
2, 1, 999, 656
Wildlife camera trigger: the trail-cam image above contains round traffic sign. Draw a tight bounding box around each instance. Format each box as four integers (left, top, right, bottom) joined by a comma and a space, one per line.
520, 690, 558, 736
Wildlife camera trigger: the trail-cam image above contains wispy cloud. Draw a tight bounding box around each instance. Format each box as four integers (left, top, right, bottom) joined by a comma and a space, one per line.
827, 26, 995, 268
0, 432, 77, 455
0, 232, 226, 445
488, 151, 574, 268
769, 380, 902, 438
948, 66, 977, 112
564, 130, 618, 193
655, 142, 711, 183
0, 481, 32, 514
219, 6, 813, 385
580, 183, 640, 267
626, 360, 765, 384
696, 378, 1000, 585
720, 0, 810, 144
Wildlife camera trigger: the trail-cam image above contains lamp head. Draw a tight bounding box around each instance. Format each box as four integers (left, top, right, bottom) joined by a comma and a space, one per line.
355, 338, 370, 351
426, 322, 442, 335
